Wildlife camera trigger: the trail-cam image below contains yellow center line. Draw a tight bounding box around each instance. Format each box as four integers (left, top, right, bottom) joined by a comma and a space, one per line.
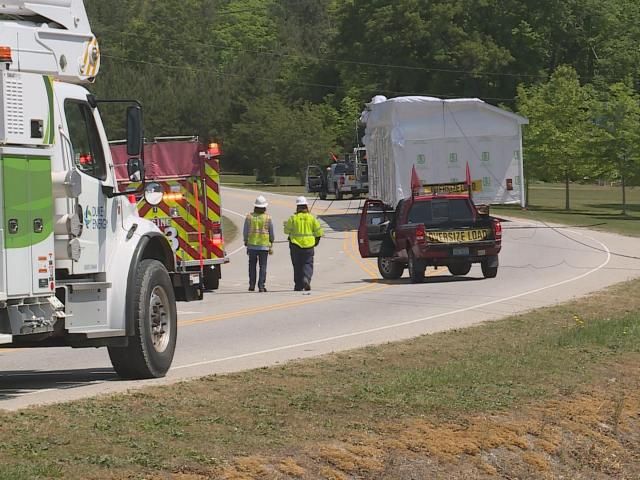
180, 222, 385, 327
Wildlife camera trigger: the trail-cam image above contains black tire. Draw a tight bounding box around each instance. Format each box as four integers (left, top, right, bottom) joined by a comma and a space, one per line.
335, 185, 343, 200
108, 259, 177, 379
319, 190, 327, 200
407, 250, 425, 283
448, 262, 472, 276
377, 256, 404, 280
203, 265, 220, 290
481, 256, 499, 278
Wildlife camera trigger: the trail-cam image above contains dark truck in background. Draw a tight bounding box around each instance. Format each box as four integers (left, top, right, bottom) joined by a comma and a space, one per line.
357, 183, 502, 283
306, 147, 368, 200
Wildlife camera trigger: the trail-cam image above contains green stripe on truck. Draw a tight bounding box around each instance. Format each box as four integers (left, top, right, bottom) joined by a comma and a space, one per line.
2, 155, 54, 249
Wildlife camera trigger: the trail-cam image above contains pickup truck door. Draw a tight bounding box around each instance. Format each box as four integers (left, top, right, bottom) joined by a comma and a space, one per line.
358, 199, 390, 258
305, 165, 325, 193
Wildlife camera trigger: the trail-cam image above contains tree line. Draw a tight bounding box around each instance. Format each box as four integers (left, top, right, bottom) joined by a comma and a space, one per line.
86, 0, 640, 208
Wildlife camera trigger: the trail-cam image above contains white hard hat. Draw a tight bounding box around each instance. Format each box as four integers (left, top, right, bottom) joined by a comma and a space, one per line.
254, 195, 268, 208
296, 196, 308, 206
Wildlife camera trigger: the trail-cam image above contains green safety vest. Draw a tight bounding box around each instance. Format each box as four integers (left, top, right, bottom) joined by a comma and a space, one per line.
284, 212, 323, 248
247, 213, 272, 247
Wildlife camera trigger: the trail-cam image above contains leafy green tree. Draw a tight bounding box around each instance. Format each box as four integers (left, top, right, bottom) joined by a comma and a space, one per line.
592, 82, 640, 214
517, 66, 595, 210
226, 95, 336, 180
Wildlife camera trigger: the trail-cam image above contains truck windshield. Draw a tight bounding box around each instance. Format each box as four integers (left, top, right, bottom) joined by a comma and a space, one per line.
408, 198, 474, 225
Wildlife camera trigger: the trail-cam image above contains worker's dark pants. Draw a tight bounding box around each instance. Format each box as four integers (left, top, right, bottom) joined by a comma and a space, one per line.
248, 249, 268, 289
289, 243, 314, 290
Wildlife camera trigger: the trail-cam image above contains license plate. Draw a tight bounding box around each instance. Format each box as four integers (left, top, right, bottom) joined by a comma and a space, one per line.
452, 247, 469, 256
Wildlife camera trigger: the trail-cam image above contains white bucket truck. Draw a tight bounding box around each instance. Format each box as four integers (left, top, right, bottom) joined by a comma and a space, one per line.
0, 1, 201, 378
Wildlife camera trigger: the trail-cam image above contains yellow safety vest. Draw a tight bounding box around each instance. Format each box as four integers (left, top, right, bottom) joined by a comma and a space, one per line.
284, 212, 323, 248
247, 213, 272, 247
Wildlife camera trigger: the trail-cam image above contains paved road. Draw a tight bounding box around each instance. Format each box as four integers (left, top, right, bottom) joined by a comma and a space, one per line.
1, 187, 640, 410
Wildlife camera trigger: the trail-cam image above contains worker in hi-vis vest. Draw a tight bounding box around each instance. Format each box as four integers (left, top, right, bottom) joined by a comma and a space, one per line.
284, 196, 324, 291
243, 195, 275, 292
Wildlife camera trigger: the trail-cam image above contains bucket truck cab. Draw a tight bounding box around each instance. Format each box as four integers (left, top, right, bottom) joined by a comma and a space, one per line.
0, 0, 199, 379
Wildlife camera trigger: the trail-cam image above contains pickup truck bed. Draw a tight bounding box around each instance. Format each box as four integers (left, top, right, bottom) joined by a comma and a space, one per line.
358, 191, 502, 282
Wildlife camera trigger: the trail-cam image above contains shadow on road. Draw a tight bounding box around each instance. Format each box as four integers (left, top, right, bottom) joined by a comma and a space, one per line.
341, 274, 483, 286
318, 213, 361, 232
0, 367, 116, 402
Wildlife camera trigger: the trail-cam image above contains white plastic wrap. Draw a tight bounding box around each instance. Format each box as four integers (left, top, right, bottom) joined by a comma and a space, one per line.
362, 96, 528, 206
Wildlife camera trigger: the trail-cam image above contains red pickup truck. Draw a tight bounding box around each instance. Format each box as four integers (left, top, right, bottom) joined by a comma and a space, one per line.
357, 183, 502, 282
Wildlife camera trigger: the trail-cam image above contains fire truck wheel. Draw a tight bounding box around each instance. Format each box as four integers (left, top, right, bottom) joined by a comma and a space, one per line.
377, 256, 404, 280
408, 250, 425, 283
108, 259, 177, 379
481, 256, 499, 278
203, 266, 220, 290
448, 262, 472, 276
335, 185, 343, 200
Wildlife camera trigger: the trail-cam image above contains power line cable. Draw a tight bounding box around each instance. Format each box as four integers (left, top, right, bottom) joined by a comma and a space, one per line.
101, 54, 517, 102
94, 25, 549, 81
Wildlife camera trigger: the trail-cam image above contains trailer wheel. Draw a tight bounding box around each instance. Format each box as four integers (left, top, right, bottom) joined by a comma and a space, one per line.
481, 256, 499, 278
108, 259, 177, 379
203, 265, 220, 290
377, 256, 404, 280
335, 185, 343, 200
448, 262, 472, 276
408, 250, 425, 283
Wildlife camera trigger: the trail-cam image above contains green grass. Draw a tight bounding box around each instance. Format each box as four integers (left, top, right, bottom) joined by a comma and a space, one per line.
494, 183, 640, 236
221, 215, 238, 244
1, 278, 639, 478
221, 174, 306, 195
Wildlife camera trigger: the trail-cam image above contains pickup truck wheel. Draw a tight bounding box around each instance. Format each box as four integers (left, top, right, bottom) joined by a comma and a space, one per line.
481, 256, 499, 278
377, 256, 404, 279
335, 185, 343, 200
448, 262, 472, 276
108, 259, 177, 379
408, 250, 425, 283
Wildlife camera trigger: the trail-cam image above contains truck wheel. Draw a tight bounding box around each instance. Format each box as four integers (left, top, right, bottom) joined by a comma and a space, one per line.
481, 256, 499, 278
408, 250, 425, 283
108, 259, 177, 379
377, 256, 404, 280
335, 185, 343, 200
203, 265, 220, 290
448, 262, 472, 276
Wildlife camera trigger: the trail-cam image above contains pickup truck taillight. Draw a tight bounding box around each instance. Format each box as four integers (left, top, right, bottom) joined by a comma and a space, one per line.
493, 218, 502, 241
416, 224, 426, 244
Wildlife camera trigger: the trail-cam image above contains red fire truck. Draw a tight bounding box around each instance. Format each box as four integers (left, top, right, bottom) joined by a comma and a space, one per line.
113, 136, 228, 290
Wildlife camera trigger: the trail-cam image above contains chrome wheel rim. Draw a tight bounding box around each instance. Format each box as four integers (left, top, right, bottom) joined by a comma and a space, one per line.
379, 257, 394, 275
149, 285, 171, 353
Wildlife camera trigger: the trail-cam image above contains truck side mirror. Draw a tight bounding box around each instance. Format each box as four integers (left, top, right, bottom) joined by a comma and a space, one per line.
476, 204, 490, 216
126, 105, 143, 157
127, 157, 144, 182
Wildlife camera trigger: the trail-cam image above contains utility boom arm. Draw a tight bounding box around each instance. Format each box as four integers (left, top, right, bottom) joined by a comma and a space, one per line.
0, 0, 99, 83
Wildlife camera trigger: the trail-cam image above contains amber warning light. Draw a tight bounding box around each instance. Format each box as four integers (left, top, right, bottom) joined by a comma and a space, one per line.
0, 46, 13, 64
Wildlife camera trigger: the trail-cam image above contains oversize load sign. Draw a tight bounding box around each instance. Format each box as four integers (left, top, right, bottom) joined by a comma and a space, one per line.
423, 182, 468, 194
426, 229, 490, 243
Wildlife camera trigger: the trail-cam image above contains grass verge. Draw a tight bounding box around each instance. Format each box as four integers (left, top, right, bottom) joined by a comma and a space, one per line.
221, 215, 238, 244
495, 183, 640, 237
1, 278, 639, 478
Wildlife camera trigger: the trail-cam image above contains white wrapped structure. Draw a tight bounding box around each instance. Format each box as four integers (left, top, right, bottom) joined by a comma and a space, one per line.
362, 96, 528, 207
